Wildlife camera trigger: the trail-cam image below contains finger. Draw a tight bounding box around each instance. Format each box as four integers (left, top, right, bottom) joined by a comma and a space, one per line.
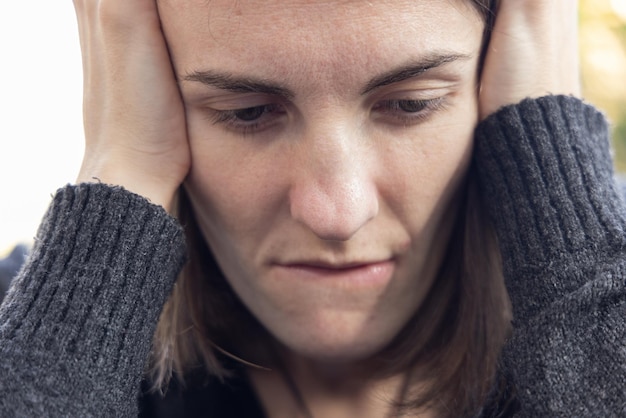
479, 0, 580, 118
492, 0, 580, 95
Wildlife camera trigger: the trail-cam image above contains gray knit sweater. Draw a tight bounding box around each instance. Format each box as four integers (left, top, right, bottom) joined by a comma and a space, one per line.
0, 96, 624, 417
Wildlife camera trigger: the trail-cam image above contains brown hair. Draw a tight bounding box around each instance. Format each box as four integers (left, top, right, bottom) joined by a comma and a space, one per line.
150, 1, 510, 416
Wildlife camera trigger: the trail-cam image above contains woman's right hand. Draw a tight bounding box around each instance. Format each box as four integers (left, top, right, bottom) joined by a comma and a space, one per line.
73, 0, 189, 212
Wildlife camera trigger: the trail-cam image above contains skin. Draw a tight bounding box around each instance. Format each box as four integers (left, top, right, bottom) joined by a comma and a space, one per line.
160, 0, 482, 362
73, 0, 580, 212
156, 2, 483, 415
72, 0, 580, 416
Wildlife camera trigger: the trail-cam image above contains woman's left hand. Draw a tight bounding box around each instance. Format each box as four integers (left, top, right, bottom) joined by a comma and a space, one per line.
479, 0, 581, 120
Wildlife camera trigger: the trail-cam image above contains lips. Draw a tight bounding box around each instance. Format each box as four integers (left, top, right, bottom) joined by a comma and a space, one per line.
273, 259, 396, 287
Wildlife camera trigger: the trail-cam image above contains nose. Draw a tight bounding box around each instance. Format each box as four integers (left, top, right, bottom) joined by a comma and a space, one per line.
289, 127, 379, 241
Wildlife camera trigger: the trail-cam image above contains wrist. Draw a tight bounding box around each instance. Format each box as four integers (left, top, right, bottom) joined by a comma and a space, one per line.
77, 165, 179, 213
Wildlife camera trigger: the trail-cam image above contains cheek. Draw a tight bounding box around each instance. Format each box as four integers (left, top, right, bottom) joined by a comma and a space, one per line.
183, 115, 289, 248
377, 100, 477, 226
185, 93, 477, 239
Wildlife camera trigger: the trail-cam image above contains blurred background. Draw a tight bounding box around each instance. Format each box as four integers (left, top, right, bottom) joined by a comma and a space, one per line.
582, 0, 626, 171
1, 0, 626, 257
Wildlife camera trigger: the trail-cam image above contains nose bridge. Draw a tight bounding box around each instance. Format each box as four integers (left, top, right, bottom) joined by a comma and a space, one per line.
289, 117, 378, 241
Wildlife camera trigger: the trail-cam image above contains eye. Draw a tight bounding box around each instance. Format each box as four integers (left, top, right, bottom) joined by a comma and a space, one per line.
232, 105, 272, 121
373, 97, 446, 125
395, 100, 431, 113
209, 103, 286, 135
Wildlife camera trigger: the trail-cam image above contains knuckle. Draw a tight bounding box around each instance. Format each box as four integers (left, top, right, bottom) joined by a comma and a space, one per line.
97, 1, 125, 25
97, 0, 142, 32
93, 0, 161, 40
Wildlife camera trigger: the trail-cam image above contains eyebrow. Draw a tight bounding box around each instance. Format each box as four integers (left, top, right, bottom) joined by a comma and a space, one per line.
183, 52, 471, 99
360, 52, 472, 94
183, 71, 296, 100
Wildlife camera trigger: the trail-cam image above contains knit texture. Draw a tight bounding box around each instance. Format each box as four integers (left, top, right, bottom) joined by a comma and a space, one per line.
0, 184, 186, 417
475, 95, 626, 416
0, 97, 624, 416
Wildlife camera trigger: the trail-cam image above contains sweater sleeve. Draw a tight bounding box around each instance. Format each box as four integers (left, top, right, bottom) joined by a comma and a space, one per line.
0, 183, 187, 417
475, 95, 626, 417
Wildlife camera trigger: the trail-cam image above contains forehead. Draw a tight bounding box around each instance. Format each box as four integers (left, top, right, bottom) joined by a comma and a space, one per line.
159, 0, 484, 87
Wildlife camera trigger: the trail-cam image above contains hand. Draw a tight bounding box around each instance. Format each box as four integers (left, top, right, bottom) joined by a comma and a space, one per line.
73, 0, 190, 211
479, 0, 581, 120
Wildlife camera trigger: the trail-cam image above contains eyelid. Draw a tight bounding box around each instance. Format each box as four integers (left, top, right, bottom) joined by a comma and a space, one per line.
367, 85, 449, 113
371, 85, 451, 101
186, 92, 286, 110
374, 97, 443, 112
371, 96, 449, 125
206, 103, 288, 136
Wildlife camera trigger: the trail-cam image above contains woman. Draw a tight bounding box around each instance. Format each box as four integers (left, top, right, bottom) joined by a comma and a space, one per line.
0, 0, 624, 417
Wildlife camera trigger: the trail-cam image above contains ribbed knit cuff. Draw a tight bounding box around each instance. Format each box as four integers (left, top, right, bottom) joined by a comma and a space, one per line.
475, 95, 626, 319
0, 183, 186, 405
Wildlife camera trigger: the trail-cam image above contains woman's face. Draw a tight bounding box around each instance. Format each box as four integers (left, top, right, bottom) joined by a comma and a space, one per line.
160, 0, 484, 363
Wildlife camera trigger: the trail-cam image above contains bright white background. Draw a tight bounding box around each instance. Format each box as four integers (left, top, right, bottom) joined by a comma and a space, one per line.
0, 2, 84, 254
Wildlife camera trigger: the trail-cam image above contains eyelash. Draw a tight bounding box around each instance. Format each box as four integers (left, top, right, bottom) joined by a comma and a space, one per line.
208, 97, 446, 135
373, 98, 446, 124
208, 103, 286, 136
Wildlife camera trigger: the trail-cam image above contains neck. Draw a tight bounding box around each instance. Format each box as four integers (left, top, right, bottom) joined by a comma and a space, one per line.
247, 355, 434, 418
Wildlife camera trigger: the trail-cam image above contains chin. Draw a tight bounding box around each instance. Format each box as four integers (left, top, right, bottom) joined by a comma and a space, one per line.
269, 317, 401, 366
